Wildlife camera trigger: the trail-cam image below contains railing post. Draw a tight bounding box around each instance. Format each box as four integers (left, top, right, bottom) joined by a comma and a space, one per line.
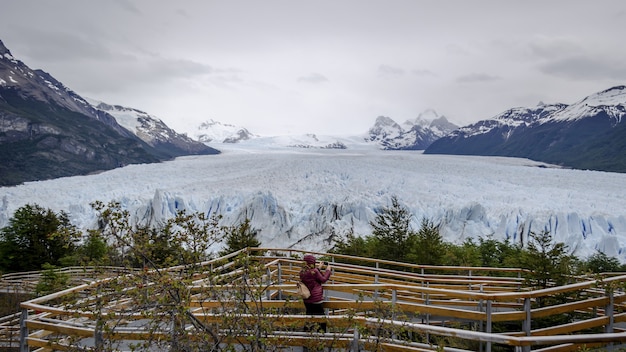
374, 262, 379, 299
522, 297, 531, 352
351, 325, 360, 352
605, 288, 614, 333
425, 284, 430, 342
605, 287, 614, 351
266, 268, 272, 300
277, 262, 283, 300
19, 309, 28, 352
478, 284, 484, 352
486, 299, 492, 352
392, 288, 398, 340
95, 318, 104, 350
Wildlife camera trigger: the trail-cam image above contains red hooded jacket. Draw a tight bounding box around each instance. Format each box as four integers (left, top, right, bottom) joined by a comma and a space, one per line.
299, 255, 331, 303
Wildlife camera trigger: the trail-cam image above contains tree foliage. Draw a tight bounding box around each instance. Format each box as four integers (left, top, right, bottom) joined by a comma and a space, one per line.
81, 201, 327, 351
219, 218, 261, 256
409, 218, 445, 265
520, 230, 576, 289
35, 263, 70, 296
582, 250, 623, 273
369, 196, 416, 262
0, 204, 80, 272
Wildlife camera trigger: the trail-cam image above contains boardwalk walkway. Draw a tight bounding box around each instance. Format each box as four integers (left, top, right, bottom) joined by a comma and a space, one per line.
4, 248, 626, 351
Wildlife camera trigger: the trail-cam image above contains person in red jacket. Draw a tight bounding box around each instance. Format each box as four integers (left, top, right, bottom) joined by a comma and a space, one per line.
299, 254, 332, 331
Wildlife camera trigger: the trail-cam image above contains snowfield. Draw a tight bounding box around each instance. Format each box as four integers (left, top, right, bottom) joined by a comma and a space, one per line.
1, 139, 625, 262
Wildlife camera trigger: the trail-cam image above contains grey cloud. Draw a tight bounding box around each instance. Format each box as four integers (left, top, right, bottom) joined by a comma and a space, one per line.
456, 73, 501, 83
378, 64, 405, 76
7, 27, 115, 63
529, 39, 582, 60
175, 8, 191, 18
539, 56, 626, 80
112, 0, 142, 15
412, 69, 437, 77
62, 54, 218, 95
445, 44, 471, 56
297, 73, 329, 84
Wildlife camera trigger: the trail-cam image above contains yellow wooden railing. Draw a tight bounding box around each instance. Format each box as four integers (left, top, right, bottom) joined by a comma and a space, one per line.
6, 248, 626, 351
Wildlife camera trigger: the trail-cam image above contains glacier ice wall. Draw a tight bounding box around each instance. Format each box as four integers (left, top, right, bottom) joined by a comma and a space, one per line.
1, 145, 625, 262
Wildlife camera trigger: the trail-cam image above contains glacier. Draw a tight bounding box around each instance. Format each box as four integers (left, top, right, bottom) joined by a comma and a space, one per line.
1, 140, 625, 262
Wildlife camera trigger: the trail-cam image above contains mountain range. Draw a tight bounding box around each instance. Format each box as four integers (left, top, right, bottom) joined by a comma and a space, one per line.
2, 35, 625, 188
424, 86, 626, 173
0, 39, 218, 186
366, 109, 459, 150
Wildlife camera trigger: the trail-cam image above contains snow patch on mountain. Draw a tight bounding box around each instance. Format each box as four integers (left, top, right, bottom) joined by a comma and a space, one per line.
85, 98, 143, 133
84, 98, 217, 155
454, 104, 568, 138
194, 119, 257, 143
551, 85, 626, 123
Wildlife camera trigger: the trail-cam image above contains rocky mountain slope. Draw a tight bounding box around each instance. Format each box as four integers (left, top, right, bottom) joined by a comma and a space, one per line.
0, 39, 218, 186
425, 86, 626, 173
89, 99, 215, 156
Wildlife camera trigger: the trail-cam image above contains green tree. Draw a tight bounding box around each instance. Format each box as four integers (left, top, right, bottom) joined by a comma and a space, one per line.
80, 230, 110, 265
219, 218, 261, 256
478, 235, 522, 268
582, 251, 622, 274
409, 218, 445, 265
35, 263, 70, 296
0, 204, 80, 272
444, 238, 481, 267
370, 196, 416, 262
520, 230, 575, 290
329, 227, 379, 267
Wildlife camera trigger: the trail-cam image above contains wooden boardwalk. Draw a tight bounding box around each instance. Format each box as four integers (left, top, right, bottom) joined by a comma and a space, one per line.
4, 248, 626, 351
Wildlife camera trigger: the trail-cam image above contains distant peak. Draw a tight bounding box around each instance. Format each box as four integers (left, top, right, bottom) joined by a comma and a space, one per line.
0, 39, 10, 56
579, 85, 626, 107
417, 109, 440, 120
374, 115, 398, 125
596, 85, 626, 97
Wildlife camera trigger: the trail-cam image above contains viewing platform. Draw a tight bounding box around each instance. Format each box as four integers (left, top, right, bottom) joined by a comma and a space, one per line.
3, 248, 626, 351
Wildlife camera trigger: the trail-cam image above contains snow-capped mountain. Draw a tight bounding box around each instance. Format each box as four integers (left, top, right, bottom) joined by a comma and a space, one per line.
440, 103, 568, 140
2, 142, 625, 263
0, 38, 218, 186
88, 99, 216, 155
551, 85, 626, 123
367, 110, 459, 150
194, 119, 257, 143
425, 86, 626, 173
0, 39, 130, 136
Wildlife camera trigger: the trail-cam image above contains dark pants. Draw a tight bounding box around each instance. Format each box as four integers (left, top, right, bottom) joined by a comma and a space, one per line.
304, 302, 326, 332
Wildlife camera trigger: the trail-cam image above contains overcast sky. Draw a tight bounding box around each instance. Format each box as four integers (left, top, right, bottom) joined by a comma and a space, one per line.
1, 1, 625, 136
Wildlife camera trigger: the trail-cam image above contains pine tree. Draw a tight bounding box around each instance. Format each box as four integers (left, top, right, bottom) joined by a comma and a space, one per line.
220, 218, 261, 256
370, 196, 415, 262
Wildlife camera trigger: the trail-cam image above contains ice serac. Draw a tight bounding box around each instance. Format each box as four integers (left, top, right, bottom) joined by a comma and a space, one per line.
106, 188, 626, 263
